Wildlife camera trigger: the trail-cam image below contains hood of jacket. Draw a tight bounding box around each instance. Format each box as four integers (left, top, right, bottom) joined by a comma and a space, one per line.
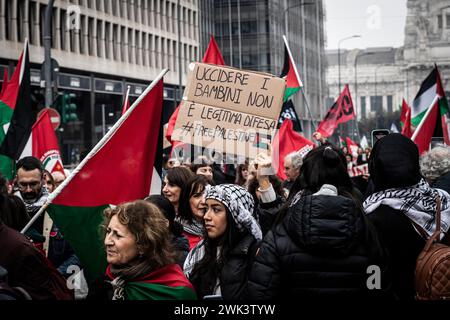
369, 133, 421, 191
284, 194, 364, 256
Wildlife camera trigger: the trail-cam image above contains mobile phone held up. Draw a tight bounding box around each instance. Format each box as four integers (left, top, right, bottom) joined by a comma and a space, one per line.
371, 129, 390, 147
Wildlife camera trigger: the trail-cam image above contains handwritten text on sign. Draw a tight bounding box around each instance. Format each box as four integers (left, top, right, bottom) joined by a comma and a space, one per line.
183, 63, 285, 120
172, 101, 276, 158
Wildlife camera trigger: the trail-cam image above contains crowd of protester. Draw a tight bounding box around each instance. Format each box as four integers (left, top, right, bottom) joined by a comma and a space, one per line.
1, 133, 450, 300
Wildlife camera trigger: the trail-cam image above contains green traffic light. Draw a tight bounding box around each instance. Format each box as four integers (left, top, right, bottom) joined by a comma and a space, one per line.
60, 92, 78, 123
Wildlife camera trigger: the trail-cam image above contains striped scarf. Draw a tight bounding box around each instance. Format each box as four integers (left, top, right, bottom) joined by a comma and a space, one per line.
363, 179, 450, 238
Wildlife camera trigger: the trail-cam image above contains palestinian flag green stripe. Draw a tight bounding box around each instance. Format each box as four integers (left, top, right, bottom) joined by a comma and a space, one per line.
0, 101, 14, 179
283, 87, 300, 102
125, 282, 197, 300
0, 101, 13, 126
412, 96, 449, 127
47, 203, 108, 281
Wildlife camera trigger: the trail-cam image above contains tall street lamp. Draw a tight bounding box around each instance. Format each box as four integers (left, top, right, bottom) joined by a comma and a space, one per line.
354, 51, 375, 140
338, 35, 360, 93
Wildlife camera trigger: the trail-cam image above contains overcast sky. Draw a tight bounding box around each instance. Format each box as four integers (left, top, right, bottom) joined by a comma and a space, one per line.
324, 0, 407, 50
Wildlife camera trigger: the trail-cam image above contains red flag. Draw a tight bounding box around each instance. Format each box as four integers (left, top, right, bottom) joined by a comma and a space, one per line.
202, 34, 225, 66
1, 50, 24, 110
272, 119, 315, 180
166, 35, 225, 144
345, 137, 358, 157
120, 86, 131, 115
31, 109, 65, 175
401, 106, 412, 138
47, 78, 164, 278
400, 99, 409, 126
317, 85, 355, 137
0, 68, 8, 99
165, 104, 180, 144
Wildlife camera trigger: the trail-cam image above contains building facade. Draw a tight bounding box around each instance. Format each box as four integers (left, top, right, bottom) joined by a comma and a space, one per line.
207, 0, 327, 138
326, 0, 450, 139
0, 0, 199, 165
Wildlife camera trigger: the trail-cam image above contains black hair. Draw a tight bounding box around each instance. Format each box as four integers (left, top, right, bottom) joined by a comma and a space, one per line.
190, 157, 213, 176
165, 167, 194, 190
235, 162, 249, 186
178, 175, 211, 223
0, 194, 30, 231
188, 208, 245, 298
275, 144, 360, 226
145, 195, 183, 236
16, 157, 44, 177
297, 145, 354, 197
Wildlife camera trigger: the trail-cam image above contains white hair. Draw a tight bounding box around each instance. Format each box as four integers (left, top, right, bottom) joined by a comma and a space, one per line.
420, 145, 450, 182
284, 150, 303, 170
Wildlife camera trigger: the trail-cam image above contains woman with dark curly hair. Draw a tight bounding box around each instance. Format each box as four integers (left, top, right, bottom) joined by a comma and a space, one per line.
88, 200, 196, 300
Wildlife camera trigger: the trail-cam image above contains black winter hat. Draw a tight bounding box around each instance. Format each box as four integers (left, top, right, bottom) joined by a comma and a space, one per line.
369, 133, 421, 191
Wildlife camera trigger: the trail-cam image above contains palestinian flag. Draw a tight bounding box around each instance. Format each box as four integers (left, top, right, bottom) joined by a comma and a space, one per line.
46, 76, 165, 280
339, 136, 346, 149
411, 66, 450, 154
0, 41, 33, 179
0, 68, 8, 98
105, 264, 196, 300
281, 36, 303, 102
19, 109, 65, 174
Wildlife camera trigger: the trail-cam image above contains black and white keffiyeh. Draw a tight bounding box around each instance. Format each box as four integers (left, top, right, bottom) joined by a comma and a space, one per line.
176, 217, 204, 236
363, 179, 450, 238
204, 184, 262, 241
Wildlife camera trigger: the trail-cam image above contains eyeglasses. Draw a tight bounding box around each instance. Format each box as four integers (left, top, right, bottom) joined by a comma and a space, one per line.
17, 181, 41, 190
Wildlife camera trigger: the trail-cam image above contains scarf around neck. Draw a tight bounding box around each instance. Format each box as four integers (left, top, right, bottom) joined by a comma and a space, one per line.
106, 263, 196, 300
363, 179, 450, 238
176, 216, 204, 236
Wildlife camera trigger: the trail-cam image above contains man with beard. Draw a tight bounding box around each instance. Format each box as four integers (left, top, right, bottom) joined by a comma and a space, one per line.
14, 157, 84, 295
15, 157, 49, 235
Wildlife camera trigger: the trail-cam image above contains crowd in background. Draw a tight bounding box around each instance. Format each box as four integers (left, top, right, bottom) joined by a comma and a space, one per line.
1, 133, 450, 300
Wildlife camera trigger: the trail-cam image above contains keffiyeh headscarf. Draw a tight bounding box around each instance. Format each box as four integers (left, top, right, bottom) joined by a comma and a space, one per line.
204, 184, 262, 241
364, 179, 450, 238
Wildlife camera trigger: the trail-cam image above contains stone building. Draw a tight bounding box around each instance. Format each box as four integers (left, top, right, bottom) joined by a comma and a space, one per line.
326, 0, 450, 138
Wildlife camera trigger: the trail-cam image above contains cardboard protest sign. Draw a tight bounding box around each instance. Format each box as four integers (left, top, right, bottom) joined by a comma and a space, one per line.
174, 62, 285, 158
172, 101, 276, 157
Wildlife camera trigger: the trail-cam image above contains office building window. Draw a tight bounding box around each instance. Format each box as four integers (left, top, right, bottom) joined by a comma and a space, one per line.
361, 96, 366, 119
387, 95, 393, 113
370, 96, 382, 112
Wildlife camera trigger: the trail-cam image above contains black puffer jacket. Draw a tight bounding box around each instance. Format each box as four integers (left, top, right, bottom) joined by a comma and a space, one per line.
220, 234, 259, 300
246, 194, 389, 300
190, 234, 259, 300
